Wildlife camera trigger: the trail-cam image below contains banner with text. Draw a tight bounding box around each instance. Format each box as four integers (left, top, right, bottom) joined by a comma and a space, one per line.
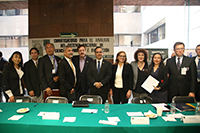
29, 37, 114, 59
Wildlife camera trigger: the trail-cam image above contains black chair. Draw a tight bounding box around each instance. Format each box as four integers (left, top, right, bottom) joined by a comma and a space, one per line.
45, 96, 68, 103
132, 96, 153, 104
79, 95, 103, 104
172, 96, 196, 103
14, 96, 32, 103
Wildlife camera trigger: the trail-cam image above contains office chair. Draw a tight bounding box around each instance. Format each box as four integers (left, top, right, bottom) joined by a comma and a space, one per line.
132, 96, 153, 104
45, 96, 68, 103
14, 96, 32, 103
79, 95, 103, 104
43, 89, 60, 102
172, 96, 196, 103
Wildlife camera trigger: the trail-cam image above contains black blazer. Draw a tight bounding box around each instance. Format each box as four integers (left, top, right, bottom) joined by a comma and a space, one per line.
24, 60, 41, 97
166, 56, 197, 98
110, 63, 133, 93
87, 59, 112, 94
38, 54, 61, 90
149, 65, 168, 92
0, 58, 7, 87
58, 58, 76, 100
72, 55, 93, 93
2, 65, 25, 100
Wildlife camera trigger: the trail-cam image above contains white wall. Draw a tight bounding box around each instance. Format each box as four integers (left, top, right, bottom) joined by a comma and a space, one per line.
0, 15, 28, 36
114, 13, 142, 34
0, 47, 29, 63
142, 6, 200, 50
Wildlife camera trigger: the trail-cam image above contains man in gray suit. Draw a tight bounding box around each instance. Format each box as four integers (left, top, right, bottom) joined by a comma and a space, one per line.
166, 42, 197, 102
87, 46, 112, 103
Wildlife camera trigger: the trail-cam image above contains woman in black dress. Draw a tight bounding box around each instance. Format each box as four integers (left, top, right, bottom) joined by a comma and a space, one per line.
130, 49, 149, 97
148, 53, 168, 103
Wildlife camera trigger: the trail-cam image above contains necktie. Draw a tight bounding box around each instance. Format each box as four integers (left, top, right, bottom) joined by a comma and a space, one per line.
177, 57, 181, 71
51, 56, 54, 68
98, 61, 100, 74
69, 59, 76, 87
69, 59, 75, 74
197, 59, 200, 79
35, 61, 38, 67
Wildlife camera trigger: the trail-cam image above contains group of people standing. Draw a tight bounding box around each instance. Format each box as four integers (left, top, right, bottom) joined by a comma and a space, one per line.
0, 41, 200, 104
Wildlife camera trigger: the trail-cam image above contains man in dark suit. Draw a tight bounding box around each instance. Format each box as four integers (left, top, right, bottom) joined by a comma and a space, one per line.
24, 48, 43, 102
0, 51, 7, 102
38, 43, 61, 96
58, 46, 76, 102
72, 44, 93, 100
166, 42, 197, 102
87, 46, 112, 103
194, 44, 200, 101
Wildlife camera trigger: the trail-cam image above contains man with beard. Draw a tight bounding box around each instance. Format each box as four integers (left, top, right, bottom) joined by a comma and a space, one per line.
72, 44, 93, 100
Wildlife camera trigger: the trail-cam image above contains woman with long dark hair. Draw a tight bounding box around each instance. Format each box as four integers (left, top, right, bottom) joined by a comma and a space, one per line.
110, 51, 133, 104
130, 49, 149, 97
148, 53, 168, 103
2, 51, 25, 102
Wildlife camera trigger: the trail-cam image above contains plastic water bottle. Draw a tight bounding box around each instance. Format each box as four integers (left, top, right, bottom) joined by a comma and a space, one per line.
170, 100, 176, 114
195, 102, 200, 115
104, 100, 109, 113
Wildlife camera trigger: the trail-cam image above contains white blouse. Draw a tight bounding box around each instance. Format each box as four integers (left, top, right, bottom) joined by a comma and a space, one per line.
114, 64, 124, 88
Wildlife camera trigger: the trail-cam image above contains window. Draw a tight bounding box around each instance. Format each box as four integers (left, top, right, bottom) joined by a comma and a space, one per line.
147, 24, 165, 44
114, 34, 141, 47
114, 6, 141, 13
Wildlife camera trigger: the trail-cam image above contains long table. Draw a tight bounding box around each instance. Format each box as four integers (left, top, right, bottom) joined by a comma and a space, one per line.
0, 103, 199, 133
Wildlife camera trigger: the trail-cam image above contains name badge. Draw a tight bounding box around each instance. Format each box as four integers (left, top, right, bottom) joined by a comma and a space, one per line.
181, 67, 187, 75
52, 69, 56, 74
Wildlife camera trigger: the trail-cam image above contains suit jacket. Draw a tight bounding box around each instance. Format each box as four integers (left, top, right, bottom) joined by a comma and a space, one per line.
87, 59, 112, 94
58, 57, 76, 101
72, 55, 93, 93
2, 65, 25, 100
0, 58, 7, 87
110, 63, 133, 93
130, 61, 138, 90
166, 55, 197, 99
149, 65, 168, 92
24, 60, 41, 97
38, 54, 61, 90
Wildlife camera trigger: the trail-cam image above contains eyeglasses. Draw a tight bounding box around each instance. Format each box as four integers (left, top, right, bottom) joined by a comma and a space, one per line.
95, 51, 103, 53
119, 55, 126, 58
175, 48, 184, 51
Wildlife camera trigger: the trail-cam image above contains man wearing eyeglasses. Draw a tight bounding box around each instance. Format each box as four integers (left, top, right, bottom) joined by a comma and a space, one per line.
166, 42, 197, 102
87, 46, 112, 103
194, 44, 200, 101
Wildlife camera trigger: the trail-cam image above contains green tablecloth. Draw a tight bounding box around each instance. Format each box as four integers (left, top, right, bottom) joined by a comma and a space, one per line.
0, 103, 199, 133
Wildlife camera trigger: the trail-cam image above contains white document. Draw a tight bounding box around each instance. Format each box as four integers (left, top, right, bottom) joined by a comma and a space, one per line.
42, 112, 60, 120
52, 100, 59, 103
162, 116, 177, 122
166, 113, 184, 118
63, 117, 76, 122
8, 115, 24, 120
37, 112, 47, 116
87, 98, 93, 102
99, 120, 118, 125
107, 117, 121, 122
141, 75, 159, 93
81, 109, 98, 113
126, 112, 144, 117
131, 117, 149, 125
151, 103, 169, 111
16, 99, 23, 103
183, 115, 200, 123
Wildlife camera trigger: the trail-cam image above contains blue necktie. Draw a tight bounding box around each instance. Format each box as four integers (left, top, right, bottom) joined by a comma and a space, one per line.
98, 61, 100, 74
177, 58, 181, 71
197, 59, 200, 79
